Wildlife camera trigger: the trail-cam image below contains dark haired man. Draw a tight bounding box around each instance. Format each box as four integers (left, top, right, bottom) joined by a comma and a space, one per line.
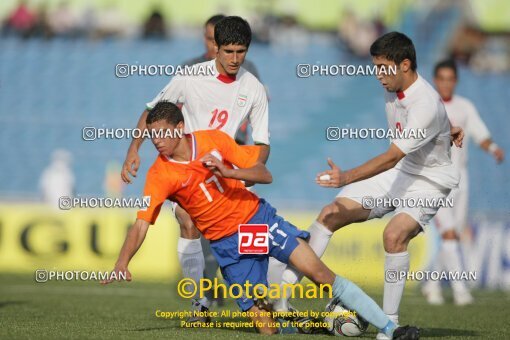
183, 14, 260, 81
105, 101, 419, 339
181, 14, 265, 307
275, 32, 463, 340
120, 16, 270, 317
421, 59, 504, 306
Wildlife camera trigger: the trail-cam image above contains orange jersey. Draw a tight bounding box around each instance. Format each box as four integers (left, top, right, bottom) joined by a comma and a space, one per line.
137, 129, 261, 240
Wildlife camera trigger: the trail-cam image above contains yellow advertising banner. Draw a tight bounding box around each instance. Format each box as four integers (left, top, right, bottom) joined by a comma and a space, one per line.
0, 204, 431, 286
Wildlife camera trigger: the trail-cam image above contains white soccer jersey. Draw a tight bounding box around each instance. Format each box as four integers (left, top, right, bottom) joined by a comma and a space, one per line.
443, 95, 491, 168
385, 74, 459, 189
146, 59, 269, 145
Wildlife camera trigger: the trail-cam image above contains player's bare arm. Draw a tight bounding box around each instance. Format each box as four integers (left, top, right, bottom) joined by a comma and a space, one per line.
480, 138, 504, 163
256, 144, 270, 163
200, 152, 272, 184
102, 218, 150, 285
316, 143, 405, 188
121, 109, 150, 184
243, 144, 270, 187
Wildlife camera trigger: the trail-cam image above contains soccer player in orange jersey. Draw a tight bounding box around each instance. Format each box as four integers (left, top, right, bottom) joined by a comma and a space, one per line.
104, 101, 419, 338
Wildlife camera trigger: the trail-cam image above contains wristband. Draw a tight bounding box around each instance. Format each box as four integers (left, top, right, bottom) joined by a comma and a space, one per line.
488, 142, 499, 154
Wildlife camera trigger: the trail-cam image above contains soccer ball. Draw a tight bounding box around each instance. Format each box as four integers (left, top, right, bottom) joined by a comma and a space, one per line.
324, 298, 369, 336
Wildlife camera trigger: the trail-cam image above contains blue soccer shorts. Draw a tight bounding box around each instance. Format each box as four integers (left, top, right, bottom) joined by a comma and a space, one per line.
209, 199, 309, 311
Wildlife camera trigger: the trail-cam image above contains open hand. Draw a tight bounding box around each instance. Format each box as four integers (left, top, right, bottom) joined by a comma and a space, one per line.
316, 158, 346, 188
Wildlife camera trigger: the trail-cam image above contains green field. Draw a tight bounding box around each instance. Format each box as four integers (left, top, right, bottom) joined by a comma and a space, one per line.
1, 274, 508, 339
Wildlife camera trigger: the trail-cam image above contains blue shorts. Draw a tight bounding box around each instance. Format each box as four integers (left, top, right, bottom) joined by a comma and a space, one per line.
209, 199, 309, 311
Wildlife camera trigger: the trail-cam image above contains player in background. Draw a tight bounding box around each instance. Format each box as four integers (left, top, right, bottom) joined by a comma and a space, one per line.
273, 32, 464, 340
120, 16, 270, 317
183, 14, 261, 81
421, 59, 504, 306
182, 14, 262, 148
104, 101, 420, 339
182, 14, 266, 306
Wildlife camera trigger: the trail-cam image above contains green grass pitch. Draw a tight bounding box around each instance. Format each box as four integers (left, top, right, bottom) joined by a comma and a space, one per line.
1, 273, 509, 339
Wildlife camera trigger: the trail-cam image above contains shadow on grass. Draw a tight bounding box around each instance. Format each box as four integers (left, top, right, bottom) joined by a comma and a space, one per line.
0, 301, 27, 308
421, 327, 479, 337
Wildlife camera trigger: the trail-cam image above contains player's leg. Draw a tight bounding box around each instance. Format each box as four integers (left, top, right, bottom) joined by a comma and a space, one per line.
261, 201, 419, 339
275, 171, 390, 311
200, 236, 223, 306
377, 174, 450, 339
211, 240, 300, 335
274, 197, 369, 311
442, 181, 473, 305
421, 207, 447, 305
174, 203, 210, 318
381, 212, 422, 329
287, 238, 419, 339
267, 257, 286, 286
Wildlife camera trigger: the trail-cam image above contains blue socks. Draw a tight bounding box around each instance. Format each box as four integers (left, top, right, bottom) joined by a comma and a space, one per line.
333, 275, 396, 336
382, 320, 398, 337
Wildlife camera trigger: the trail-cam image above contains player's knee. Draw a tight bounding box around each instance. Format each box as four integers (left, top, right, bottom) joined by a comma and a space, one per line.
383, 228, 408, 253
318, 201, 346, 231
179, 220, 200, 239
308, 266, 335, 285
441, 230, 458, 240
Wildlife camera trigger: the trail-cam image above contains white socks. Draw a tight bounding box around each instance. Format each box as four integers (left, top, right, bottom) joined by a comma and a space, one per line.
281, 221, 333, 285
272, 221, 333, 311
383, 251, 409, 320
177, 237, 207, 305
267, 257, 286, 286
440, 239, 469, 294
307, 220, 334, 258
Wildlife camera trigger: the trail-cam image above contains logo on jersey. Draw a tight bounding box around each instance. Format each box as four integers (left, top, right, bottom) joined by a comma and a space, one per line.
238, 224, 269, 254
181, 175, 193, 188
237, 94, 248, 107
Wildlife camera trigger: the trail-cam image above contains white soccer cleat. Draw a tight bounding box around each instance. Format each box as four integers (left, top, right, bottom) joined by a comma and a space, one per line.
453, 290, 474, 306
422, 288, 445, 305
376, 331, 391, 340
421, 283, 444, 305
272, 297, 291, 312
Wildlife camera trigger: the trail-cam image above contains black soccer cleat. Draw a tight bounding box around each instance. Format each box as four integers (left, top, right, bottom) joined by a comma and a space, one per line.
392, 325, 420, 340
186, 299, 212, 323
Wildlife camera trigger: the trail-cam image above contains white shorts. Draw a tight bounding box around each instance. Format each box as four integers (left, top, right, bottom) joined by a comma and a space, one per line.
434, 169, 468, 233
337, 168, 451, 227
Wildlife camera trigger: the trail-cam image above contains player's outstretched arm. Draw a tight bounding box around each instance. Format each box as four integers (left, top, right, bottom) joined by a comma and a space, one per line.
101, 218, 150, 285
121, 110, 149, 184
316, 143, 405, 188
200, 153, 272, 184
480, 138, 504, 163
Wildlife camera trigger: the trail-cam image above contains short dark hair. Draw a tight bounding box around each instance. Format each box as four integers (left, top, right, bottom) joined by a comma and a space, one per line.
146, 101, 184, 126
214, 16, 251, 48
205, 14, 225, 27
370, 32, 417, 71
434, 59, 458, 78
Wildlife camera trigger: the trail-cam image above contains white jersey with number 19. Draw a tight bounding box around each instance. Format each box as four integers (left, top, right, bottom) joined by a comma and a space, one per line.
146, 59, 269, 145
